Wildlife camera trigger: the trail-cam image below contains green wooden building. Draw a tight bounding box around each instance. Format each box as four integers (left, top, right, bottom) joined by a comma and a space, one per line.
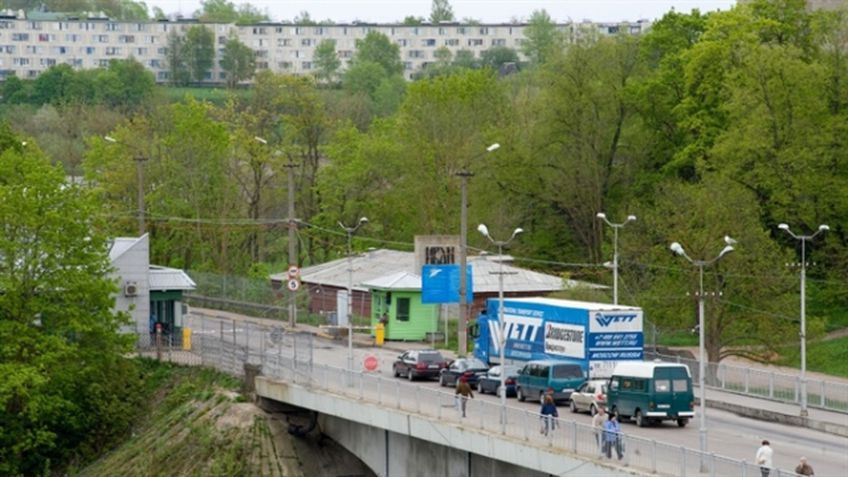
363, 271, 438, 341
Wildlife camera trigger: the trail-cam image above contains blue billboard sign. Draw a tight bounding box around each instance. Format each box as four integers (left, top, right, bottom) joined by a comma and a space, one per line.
421, 265, 473, 304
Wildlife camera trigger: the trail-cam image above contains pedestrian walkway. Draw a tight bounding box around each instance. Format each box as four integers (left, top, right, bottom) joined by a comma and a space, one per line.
186, 307, 848, 437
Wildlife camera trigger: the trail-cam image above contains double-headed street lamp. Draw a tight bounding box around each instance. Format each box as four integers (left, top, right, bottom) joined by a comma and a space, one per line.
778, 223, 829, 417
669, 237, 735, 463
340, 217, 368, 377
457, 142, 500, 356
596, 212, 636, 305
478, 223, 523, 434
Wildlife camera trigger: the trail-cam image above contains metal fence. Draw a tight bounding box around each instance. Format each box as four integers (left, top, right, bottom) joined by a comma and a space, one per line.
644, 351, 848, 413
134, 311, 811, 477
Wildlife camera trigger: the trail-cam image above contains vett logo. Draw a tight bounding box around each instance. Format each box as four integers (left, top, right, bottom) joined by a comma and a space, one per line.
595, 313, 638, 327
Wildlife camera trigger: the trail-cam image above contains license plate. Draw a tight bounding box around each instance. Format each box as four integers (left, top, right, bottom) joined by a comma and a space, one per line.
658, 404, 670, 408
562, 388, 574, 393
428, 364, 439, 369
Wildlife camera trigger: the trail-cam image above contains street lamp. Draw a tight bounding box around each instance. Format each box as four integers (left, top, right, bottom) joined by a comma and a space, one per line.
256, 136, 299, 328
478, 223, 523, 434
340, 217, 368, 378
777, 223, 829, 417
104, 135, 147, 236
669, 237, 735, 465
596, 212, 636, 305
457, 142, 500, 357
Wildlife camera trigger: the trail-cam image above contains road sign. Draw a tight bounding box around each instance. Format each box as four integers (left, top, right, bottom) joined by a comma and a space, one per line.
363, 355, 378, 372
287, 278, 300, 291
421, 264, 473, 304
287, 265, 299, 279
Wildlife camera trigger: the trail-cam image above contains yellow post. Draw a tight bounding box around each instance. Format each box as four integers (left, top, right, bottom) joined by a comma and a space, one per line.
375, 322, 385, 347
182, 327, 192, 351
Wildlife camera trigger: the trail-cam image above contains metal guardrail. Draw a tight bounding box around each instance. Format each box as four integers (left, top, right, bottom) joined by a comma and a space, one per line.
135, 312, 806, 477
644, 351, 848, 413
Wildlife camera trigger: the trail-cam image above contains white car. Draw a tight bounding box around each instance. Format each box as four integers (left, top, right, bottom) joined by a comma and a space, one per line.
569, 379, 608, 415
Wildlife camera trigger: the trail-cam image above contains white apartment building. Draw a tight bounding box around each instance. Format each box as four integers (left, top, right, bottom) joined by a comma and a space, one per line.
0, 11, 651, 83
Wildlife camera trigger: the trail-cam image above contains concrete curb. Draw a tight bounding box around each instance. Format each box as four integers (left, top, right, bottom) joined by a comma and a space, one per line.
700, 398, 848, 438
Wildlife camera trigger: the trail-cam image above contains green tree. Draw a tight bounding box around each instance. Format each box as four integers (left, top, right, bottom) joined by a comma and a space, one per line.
220, 35, 256, 88
294, 10, 316, 25
165, 30, 190, 86
0, 124, 141, 475
352, 31, 403, 77
403, 15, 425, 25
430, 0, 455, 23
184, 25, 216, 82
313, 39, 341, 84
95, 58, 156, 109
521, 9, 561, 66
452, 49, 479, 69
480, 46, 519, 70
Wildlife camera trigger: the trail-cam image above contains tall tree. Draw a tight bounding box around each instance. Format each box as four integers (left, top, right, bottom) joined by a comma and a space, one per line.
220, 35, 256, 88
165, 30, 190, 86
313, 39, 341, 84
184, 25, 216, 83
521, 9, 561, 66
430, 0, 455, 23
352, 31, 403, 77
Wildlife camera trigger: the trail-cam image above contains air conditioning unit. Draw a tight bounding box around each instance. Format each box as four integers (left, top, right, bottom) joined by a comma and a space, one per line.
124, 281, 138, 297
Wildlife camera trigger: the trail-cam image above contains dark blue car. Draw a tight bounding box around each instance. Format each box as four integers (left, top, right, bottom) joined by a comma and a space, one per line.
439, 358, 489, 389
478, 365, 521, 397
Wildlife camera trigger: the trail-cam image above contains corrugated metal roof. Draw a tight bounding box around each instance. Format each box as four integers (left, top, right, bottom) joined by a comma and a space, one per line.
504, 297, 639, 310
109, 236, 145, 261
149, 266, 196, 291
362, 271, 422, 290
271, 249, 601, 293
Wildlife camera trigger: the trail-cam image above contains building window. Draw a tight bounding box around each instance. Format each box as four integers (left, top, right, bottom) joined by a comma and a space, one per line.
397, 298, 410, 322
468, 39, 483, 47
491, 39, 506, 46
408, 50, 424, 59
301, 61, 312, 70
11, 33, 29, 41
106, 23, 120, 31
445, 39, 459, 46
479, 27, 489, 35
397, 39, 407, 47
423, 39, 436, 46
301, 38, 312, 46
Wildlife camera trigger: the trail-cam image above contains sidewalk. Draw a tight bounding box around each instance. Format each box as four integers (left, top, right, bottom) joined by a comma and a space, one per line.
187, 307, 848, 437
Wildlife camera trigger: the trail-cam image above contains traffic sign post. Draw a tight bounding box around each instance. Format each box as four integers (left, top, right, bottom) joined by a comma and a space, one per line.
287, 278, 300, 291
287, 265, 299, 279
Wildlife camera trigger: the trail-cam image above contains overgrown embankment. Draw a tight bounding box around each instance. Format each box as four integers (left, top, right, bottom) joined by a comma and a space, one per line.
77, 360, 373, 477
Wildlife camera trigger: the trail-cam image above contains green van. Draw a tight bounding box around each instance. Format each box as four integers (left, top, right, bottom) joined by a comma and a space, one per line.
606, 361, 694, 427
516, 360, 587, 404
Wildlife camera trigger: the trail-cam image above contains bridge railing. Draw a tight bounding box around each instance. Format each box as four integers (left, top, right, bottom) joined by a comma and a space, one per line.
135, 313, 805, 477
644, 351, 848, 413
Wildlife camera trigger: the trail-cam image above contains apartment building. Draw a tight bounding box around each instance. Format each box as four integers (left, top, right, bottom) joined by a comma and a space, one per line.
0, 10, 651, 83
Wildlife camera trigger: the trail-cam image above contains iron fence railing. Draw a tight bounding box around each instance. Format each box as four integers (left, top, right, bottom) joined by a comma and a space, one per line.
135, 311, 809, 477
644, 351, 848, 413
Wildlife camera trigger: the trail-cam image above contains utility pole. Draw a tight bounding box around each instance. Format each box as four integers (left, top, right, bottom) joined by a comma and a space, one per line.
134, 155, 147, 236
457, 169, 472, 357
285, 159, 298, 328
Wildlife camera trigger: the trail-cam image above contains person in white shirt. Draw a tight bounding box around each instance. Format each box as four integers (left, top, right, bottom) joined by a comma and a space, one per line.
591, 406, 606, 455
755, 440, 773, 477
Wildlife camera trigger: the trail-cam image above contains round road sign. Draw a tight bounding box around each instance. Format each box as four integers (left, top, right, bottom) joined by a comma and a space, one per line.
287, 278, 300, 291
364, 355, 379, 372
287, 265, 299, 278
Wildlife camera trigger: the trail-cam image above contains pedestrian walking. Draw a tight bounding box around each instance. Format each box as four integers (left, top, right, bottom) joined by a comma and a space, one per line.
539, 394, 558, 436
591, 406, 606, 455
756, 440, 773, 477
603, 412, 624, 460
795, 456, 814, 476
455, 376, 474, 418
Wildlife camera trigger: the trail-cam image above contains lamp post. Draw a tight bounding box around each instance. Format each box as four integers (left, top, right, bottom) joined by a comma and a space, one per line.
340, 217, 368, 377
669, 237, 735, 466
256, 136, 299, 328
478, 223, 523, 434
778, 223, 829, 417
105, 135, 147, 236
457, 143, 500, 357
596, 212, 636, 305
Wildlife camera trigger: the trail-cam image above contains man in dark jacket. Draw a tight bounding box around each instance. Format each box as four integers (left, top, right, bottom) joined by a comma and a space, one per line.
455, 376, 474, 418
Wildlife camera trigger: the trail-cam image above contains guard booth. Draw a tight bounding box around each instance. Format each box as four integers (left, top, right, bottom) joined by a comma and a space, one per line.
364, 272, 438, 341
148, 266, 196, 346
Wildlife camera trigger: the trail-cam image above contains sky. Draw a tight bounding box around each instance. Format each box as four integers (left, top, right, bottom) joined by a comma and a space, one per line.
144, 1, 738, 23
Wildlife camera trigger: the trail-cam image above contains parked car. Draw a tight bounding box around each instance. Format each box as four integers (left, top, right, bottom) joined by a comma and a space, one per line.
478, 365, 521, 397
392, 350, 447, 381
569, 379, 608, 415
516, 360, 586, 404
439, 358, 489, 389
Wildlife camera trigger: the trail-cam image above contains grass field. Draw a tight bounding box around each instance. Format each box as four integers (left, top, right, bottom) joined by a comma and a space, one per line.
159, 86, 251, 104
775, 336, 848, 378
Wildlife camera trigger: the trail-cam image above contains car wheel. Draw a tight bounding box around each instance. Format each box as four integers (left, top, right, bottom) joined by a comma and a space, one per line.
407, 369, 415, 381
439, 374, 446, 387
636, 410, 646, 427
517, 387, 526, 402
589, 404, 597, 416
393, 366, 399, 378
570, 400, 578, 413
677, 418, 688, 428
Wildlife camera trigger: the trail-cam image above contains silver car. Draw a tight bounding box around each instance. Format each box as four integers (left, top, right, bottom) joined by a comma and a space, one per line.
569, 379, 608, 415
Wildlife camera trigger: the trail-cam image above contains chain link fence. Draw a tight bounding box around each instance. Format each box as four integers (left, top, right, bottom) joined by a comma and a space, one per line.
644, 351, 848, 413
134, 311, 812, 477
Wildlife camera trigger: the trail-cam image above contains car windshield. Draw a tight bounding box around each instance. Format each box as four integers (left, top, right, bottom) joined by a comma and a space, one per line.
465, 358, 487, 369
419, 352, 443, 363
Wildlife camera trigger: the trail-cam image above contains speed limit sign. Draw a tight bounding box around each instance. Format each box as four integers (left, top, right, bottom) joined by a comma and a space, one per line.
287, 278, 300, 291
287, 265, 299, 279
